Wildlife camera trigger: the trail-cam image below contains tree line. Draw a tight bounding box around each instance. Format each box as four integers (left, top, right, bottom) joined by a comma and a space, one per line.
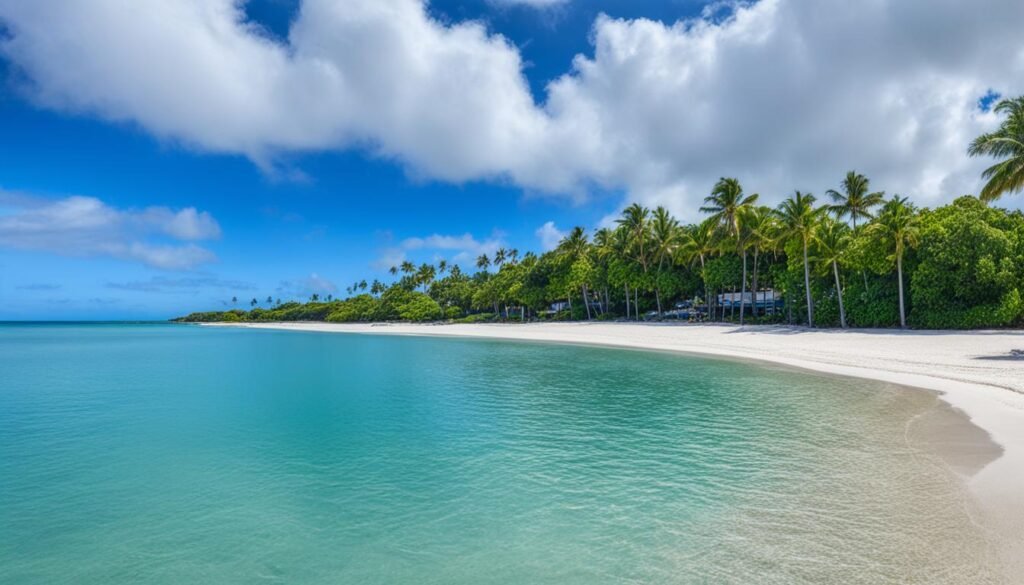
176, 96, 1024, 329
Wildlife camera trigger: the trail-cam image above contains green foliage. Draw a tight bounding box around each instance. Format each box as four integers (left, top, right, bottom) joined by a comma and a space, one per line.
174, 175, 1024, 331
909, 197, 1024, 328
326, 294, 382, 323
844, 277, 901, 328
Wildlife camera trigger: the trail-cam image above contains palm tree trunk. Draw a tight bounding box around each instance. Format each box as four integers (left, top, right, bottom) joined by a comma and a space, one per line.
624, 284, 630, 319
740, 250, 748, 325
634, 287, 639, 321
730, 286, 736, 320
583, 284, 592, 320
655, 288, 662, 315
803, 239, 814, 327
751, 248, 760, 318
833, 260, 847, 329
897, 253, 906, 328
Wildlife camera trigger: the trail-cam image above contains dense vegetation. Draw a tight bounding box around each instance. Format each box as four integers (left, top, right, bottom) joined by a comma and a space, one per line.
177, 97, 1024, 330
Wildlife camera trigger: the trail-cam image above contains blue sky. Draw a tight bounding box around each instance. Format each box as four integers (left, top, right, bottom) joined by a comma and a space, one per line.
1, 0, 1022, 319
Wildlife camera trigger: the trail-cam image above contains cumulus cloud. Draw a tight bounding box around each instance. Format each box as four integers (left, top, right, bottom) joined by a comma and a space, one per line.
1, 0, 1023, 215
535, 221, 565, 251
0, 191, 221, 269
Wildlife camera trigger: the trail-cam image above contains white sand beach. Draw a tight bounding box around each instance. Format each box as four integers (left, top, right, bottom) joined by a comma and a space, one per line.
209, 321, 1024, 572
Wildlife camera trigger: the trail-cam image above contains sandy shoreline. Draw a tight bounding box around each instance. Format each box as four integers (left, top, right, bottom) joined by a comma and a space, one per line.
204, 320, 1024, 574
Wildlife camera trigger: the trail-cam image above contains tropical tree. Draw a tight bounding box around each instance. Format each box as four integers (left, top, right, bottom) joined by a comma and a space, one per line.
650, 206, 680, 314
969, 96, 1024, 202
870, 196, 920, 328
556, 226, 594, 319
389, 266, 399, 276
679, 219, 718, 317
400, 261, 415, 275
776, 191, 824, 327
476, 254, 491, 272
826, 171, 884, 230
702, 178, 759, 321
416, 263, 436, 293
742, 206, 777, 319
815, 216, 851, 328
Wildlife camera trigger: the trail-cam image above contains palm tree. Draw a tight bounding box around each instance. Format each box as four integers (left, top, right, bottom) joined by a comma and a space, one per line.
493, 248, 507, 268
437, 260, 448, 275
416, 263, 436, 293
827, 171, 884, 291
616, 203, 653, 318
650, 206, 680, 314
680, 219, 718, 318
231, 296, 238, 305
871, 196, 920, 328
400, 261, 415, 275
476, 254, 491, 271
815, 216, 851, 328
250, 298, 257, 307
776, 191, 824, 327
969, 96, 1024, 202
557, 226, 593, 319
826, 171, 884, 231
265, 295, 273, 305
702, 178, 759, 321
743, 206, 777, 319
389, 266, 398, 277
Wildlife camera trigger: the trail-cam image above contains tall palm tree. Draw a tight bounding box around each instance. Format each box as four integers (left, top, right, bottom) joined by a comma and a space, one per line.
416, 263, 436, 293
743, 206, 777, 319
827, 171, 884, 291
702, 178, 759, 321
557, 226, 593, 319
776, 191, 824, 327
870, 196, 920, 328
826, 171, 884, 231
616, 203, 653, 319
969, 96, 1024, 202
815, 216, 851, 328
681, 219, 718, 318
476, 254, 491, 271
400, 261, 415, 275
593, 227, 616, 314
493, 248, 507, 268
437, 260, 448, 275
650, 206, 680, 314
389, 266, 398, 277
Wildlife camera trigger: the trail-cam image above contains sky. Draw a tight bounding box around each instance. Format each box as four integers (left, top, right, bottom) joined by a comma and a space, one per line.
0, 0, 1022, 320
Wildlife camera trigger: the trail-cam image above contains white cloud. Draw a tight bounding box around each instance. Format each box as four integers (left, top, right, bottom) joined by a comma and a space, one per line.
0, 192, 221, 269
2, 0, 1023, 215
535, 221, 565, 251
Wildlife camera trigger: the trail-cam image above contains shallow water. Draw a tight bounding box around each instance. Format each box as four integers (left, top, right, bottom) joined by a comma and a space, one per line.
0, 323, 1004, 583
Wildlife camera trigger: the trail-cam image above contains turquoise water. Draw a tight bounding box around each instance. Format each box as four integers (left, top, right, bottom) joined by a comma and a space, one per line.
0, 324, 1001, 584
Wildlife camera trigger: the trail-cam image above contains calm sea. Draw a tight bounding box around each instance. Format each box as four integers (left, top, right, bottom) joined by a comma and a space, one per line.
0, 323, 1003, 583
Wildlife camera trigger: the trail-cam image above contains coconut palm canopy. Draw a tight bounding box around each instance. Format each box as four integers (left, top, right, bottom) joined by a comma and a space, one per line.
969, 96, 1024, 202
